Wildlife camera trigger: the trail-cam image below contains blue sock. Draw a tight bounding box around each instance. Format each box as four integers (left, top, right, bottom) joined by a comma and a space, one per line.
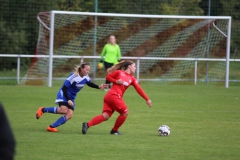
43, 107, 57, 113
50, 115, 67, 128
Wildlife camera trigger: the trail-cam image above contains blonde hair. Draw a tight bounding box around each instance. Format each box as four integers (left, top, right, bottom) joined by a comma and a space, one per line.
74, 62, 90, 76
107, 35, 116, 45
107, 60, 134, 73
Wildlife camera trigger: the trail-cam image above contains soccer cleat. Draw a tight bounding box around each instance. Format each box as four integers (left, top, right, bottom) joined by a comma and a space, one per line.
82, 122, 88, 134
36, 107, 44, 119
47, 126, 58, 132
110, 129, 122, 135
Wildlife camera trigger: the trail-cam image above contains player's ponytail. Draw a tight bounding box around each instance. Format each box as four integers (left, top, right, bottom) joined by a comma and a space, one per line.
74, 62, 90, 76
107, 60, 134, 73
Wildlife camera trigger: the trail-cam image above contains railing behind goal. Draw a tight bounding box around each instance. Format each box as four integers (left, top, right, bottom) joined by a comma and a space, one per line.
23, 11, 231, 87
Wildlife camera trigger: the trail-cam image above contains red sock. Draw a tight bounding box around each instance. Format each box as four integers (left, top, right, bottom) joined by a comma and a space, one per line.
88, 115, 105, 128
113, 115, 127, 131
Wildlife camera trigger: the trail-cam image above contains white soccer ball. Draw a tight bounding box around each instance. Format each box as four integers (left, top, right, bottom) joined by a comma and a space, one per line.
158, 125, 170, 136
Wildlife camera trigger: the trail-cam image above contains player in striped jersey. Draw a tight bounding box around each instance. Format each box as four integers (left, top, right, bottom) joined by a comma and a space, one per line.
82, 60, 152, 135
35, 62, 108, 132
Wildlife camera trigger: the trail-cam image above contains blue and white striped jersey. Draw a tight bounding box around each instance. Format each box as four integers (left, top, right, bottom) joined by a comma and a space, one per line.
64, 72, 91, 99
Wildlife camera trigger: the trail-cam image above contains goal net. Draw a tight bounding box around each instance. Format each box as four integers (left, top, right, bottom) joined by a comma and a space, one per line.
22, 11, 231, 86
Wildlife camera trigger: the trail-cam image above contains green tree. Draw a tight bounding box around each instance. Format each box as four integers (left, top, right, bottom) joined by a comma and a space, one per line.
0, 0, 95, 70
220, 0, 240, 57
98, 0, 203, 15
159, 0, 204, 15
199, 0, 223, 16
56, 0, 94, 11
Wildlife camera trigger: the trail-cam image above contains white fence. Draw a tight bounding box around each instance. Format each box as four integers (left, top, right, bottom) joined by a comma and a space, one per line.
1, 54, 240, 88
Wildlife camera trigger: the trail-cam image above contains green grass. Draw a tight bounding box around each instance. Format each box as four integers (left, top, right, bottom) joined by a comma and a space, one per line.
230, 62, 240, 80
0, 84, 240, 160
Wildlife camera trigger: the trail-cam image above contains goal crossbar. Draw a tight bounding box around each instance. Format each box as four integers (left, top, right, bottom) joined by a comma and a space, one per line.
51, 10, 231, 20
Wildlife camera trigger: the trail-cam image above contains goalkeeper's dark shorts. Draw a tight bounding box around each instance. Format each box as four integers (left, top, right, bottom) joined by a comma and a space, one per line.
104, 61, 114, 70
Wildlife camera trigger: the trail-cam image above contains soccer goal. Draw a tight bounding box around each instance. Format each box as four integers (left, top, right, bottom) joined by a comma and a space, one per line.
23, 11, 231, 87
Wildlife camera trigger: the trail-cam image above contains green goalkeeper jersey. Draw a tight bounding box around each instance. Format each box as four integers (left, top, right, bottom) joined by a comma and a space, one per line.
100, 44, 121, 64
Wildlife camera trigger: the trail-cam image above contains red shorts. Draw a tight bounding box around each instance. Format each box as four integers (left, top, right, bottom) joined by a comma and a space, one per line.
103, 91, 128, 117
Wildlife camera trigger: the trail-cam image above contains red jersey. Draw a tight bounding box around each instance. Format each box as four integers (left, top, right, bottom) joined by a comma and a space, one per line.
106, 70, 149, 101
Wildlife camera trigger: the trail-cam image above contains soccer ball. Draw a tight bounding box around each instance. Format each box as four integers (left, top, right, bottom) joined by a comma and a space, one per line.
158, 125, 170, 136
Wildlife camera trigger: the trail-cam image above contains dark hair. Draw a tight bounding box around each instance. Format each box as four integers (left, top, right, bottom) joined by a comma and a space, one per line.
107, 60, 134, 73
121, 60, 134, 70
79, 62, 90, 69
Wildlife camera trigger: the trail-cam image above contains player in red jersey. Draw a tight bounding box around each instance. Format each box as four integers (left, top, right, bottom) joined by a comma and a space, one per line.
82, 60, 152, 135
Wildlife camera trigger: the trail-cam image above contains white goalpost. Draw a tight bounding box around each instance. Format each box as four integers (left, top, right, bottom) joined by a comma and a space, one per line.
24, 11, 231, 87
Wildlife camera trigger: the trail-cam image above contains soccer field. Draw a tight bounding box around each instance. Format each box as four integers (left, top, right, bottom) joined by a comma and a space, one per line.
1, 83, 240, 160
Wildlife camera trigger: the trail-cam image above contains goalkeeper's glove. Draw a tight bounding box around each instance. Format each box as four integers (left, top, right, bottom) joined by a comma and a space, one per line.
98, 62, 103, 69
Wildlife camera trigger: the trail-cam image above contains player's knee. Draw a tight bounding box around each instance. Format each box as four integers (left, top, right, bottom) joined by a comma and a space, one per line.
65, 113, 73, 120
58, 107, 68, 114
102, 112, 110, 120
122, 112, 128, 117
65, 110, 73, 120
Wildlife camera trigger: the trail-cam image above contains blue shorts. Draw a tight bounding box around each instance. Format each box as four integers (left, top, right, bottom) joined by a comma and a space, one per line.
55, 90, 75, 110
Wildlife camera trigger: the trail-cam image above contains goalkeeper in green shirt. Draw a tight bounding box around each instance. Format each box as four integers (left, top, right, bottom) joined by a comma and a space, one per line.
99, 35, 121, 90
